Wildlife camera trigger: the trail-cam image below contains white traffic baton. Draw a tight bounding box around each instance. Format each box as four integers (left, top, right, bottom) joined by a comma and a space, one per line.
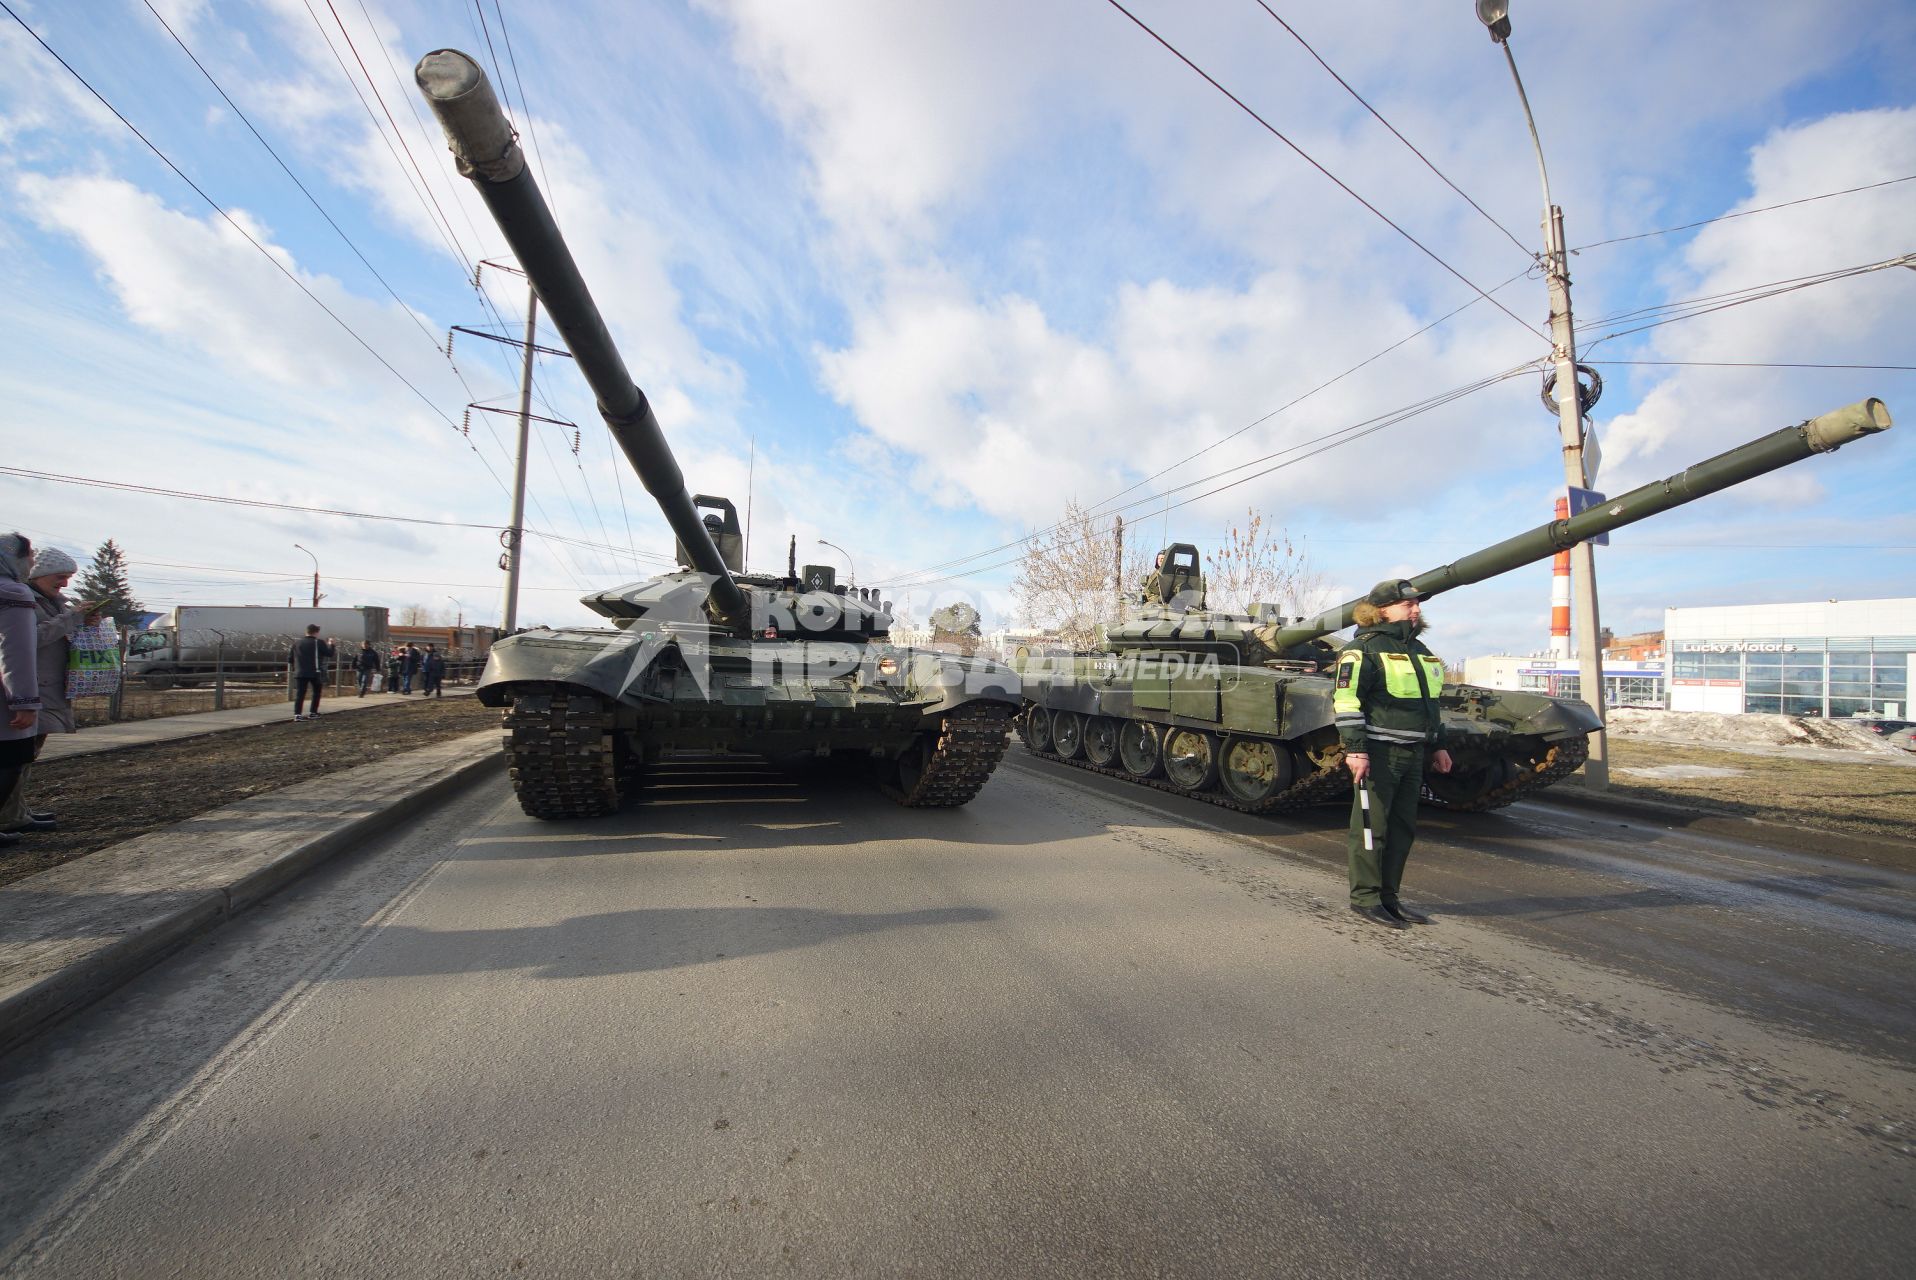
1359, 778, 1374, 854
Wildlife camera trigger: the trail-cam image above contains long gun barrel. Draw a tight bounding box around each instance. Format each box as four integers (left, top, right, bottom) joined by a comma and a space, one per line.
1264, 398, 1893, 651
414, 49, 747, 621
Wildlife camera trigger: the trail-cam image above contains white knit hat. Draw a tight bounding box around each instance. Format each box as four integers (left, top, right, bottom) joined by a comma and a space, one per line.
29, 546, 78, 578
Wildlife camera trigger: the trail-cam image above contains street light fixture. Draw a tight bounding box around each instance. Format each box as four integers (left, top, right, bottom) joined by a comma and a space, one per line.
816, 539, 855, 587
1475, 0, 1610, 787
292, 543, 321, 608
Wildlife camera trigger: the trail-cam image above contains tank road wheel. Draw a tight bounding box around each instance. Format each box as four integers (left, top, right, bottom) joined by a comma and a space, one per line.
1118, 720, 1164, 779
1022, 703, 1054, 754
886, 705, 1015, 808
1051, 710, 1085, 760
1162, 728, 1220, 793
1083, 716, 1121, 768
502, 690, 623, 820
1218, 735, 1294, 807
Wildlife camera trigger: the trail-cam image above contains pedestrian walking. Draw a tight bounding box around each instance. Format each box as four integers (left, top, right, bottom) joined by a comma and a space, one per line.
289, 624, 335, 720
0, 546, 102, 834
401, 643, 422, 694
0, 533, 43, 852
354, 640, 380, 696
1333, 578, 1454, 930
420, 644, 446, 697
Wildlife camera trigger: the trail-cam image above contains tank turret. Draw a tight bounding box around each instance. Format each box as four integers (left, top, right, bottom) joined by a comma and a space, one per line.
416, 51, 1020, 819
1019, 399, 1892, 813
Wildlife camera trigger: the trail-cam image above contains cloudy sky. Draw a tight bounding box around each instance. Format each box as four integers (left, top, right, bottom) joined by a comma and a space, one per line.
3, 0, 1911, 656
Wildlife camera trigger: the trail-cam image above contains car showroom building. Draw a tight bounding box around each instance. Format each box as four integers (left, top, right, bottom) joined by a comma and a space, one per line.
1665, 597, 1916, 718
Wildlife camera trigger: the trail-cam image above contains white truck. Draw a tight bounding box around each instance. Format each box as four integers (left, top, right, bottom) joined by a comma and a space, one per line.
124, 605, 390, 689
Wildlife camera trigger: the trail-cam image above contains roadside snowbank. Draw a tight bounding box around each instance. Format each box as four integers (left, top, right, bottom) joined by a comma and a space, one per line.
1606, 708, 1909, 757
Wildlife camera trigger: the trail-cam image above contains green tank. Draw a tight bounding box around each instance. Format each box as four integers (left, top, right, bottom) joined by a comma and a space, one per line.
1015, 399, 1893, 813
417, 51, 1018, 819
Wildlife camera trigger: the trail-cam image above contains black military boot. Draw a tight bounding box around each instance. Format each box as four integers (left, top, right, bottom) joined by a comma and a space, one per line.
1351, 904, 1408, 930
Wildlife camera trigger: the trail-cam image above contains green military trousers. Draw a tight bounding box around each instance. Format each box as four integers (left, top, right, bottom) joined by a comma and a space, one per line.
1347, 742, 1425, 908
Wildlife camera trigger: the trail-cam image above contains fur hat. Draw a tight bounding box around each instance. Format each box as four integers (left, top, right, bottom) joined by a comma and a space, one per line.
1364, 578, 1422, 608
29, 546, 78, 579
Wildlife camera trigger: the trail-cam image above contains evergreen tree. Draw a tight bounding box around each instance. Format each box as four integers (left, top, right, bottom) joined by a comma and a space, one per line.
77, 538, 144, 626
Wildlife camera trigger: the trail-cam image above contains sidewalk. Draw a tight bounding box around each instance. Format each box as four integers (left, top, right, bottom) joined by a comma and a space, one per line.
0, 731, 502, 1054
44, 688, 477, 762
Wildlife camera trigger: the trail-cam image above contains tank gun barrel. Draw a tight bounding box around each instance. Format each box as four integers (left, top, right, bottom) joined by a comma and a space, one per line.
1265, 398, 1893, 651
414, 49, 747, 621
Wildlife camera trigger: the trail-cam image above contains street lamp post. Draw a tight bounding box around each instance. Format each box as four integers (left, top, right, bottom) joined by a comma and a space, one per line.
1476, 0, 1609, 787
816, 539, 855, 587
292, 543, 321, 608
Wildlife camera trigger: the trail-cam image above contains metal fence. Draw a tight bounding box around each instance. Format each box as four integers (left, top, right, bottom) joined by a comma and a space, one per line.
78, 632, 488, 728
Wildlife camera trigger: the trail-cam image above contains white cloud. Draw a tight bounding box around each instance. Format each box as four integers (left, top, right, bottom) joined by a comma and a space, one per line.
1600, 106, 1916, 484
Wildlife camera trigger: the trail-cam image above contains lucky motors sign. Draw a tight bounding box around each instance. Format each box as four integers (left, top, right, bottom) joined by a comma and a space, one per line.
1673, 641, 1799, 653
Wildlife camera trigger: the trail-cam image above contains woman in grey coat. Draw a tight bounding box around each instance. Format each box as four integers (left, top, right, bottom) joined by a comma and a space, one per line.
0, 545, 97, 833
0, 533, 43, 850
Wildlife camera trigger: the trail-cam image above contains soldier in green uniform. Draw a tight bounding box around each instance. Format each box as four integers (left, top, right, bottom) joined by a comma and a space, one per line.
1333, 578, 1453, 929
1139, 552, 1165, 604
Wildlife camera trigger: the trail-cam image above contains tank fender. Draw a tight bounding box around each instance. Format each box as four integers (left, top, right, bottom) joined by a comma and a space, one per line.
902, 651, 1021, 714
474, 627, 675, 707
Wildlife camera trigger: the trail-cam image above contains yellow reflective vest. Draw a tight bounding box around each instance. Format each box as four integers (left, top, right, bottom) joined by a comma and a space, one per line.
1332, 620, 1446, 752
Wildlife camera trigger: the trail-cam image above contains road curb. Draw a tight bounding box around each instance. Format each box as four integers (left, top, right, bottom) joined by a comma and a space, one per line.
0, 731, 504, 1057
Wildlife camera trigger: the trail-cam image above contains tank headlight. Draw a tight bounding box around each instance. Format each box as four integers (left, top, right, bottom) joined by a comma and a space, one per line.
877, 657, 899, 677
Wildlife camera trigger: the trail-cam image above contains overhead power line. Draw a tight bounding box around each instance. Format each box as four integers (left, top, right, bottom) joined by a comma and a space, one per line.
1582, 360, 1916, 372
128, 556, 646, 590
1581, 253, 1914, 349
1251, 1, 1532, 256
1101, 0, 1545, 343
1572, 173, 1916, 253
0, 465, 500, 529
1080, 264, 1535, 528
1, 1, 489, 453
139, 1, 446, 360
873, 361, 1534, 591
491, 0, 558, 214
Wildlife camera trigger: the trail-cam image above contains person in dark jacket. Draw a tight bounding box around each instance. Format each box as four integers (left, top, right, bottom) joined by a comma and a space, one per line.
354, 641, 380, 696
289, 624, 335, 721
400, 643, 423, 694
0, 546, 99, 834
0, 533, 43, 850
1333, 579, 1453, 930
420, 645, 446, 697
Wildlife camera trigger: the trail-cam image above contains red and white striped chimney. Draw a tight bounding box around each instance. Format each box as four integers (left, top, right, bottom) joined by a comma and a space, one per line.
1550, 496, 1572, 659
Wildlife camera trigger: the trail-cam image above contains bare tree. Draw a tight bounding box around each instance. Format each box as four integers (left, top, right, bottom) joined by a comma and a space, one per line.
1013, 501, 1149, 651
398, 603, 443, 626
1204, 509, 1327, 618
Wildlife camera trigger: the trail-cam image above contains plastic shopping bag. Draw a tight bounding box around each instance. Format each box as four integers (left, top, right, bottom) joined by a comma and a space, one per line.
67, 621, 122, 699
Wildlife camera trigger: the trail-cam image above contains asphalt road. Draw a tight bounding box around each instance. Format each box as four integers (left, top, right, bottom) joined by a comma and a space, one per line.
2, 751, 1911, 1277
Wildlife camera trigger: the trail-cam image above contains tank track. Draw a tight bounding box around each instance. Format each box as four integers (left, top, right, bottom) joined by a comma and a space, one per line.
501, 690, 623, 820
1018, 723, 1351, 815
886, 705, 1014, 808
1425, 734, 1591, 812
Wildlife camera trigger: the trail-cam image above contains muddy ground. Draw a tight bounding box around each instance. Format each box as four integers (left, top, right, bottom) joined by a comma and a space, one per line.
1560, 737, 1914, 850
1, 698, 498, 888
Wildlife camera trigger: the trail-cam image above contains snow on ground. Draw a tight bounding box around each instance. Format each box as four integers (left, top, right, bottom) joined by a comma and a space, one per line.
1617, 763, 1749, 781
1606, 709, 1916, 764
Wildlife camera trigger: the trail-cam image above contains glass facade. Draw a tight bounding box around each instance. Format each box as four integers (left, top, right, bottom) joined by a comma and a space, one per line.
1671, 636, 1913, 717
1514, 670, 1665, 707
